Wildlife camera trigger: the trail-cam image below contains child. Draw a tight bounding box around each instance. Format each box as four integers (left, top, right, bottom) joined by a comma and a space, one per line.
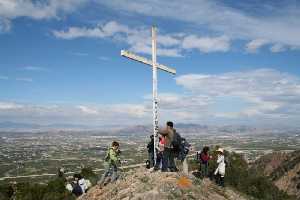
153, 135, 165, 171
98, 141, 121, 187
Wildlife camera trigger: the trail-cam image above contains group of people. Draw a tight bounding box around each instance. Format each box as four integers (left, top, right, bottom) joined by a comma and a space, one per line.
97, 121, 226, 188
198, 146, 226, 187
60, 120, 227, 198
66, 173, 92, 197
148, 121, 179, 172
95, 121, 226, 190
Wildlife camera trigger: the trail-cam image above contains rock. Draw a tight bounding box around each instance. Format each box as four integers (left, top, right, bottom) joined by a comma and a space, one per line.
78, 167, 250, 200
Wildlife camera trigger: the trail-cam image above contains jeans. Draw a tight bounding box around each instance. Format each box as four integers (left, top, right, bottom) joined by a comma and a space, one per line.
154, 151, 163, 170
162, 148, 176, 172
98, 163, 118, 185
200, 162, 209, 177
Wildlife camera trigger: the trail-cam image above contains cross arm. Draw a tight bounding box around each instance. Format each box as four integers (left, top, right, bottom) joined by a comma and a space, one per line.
121, 50, 176, 75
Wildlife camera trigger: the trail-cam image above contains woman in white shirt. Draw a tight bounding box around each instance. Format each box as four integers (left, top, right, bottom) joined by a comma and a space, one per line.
214, 148, 225, 187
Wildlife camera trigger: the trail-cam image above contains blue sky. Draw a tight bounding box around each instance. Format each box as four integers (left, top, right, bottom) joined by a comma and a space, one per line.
0, 0, 300, 127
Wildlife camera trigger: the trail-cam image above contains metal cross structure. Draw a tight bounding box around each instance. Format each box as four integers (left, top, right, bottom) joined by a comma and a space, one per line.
121, 26, 176, 164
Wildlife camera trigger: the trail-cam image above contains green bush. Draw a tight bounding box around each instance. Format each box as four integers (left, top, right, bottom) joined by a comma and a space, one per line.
0, 184, 14, 200
14, 177, 75, 200
80, 167, 98, 185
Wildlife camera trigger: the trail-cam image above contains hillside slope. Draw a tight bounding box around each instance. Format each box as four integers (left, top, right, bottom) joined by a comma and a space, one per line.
253, 150, 300, 199
79, 168, 250, 200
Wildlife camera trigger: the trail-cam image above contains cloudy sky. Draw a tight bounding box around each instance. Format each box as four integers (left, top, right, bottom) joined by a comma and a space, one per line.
0, 0, 300, 127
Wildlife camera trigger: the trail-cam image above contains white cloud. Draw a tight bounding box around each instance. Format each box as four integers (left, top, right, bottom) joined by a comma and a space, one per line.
182, 35, 230, 53
53, 21, 231, 56
1, 68, 300, 126
77, 105, 98, 115
0, 102, 23, 110
0, 102, 151, 126
0, 0, 86, 31
98, 0, 300, 53
270, 43, 286, 53
245, 39, 269, 53
175, 68, 300, 122
16, 77, 33, 82
53, 21, 185, 57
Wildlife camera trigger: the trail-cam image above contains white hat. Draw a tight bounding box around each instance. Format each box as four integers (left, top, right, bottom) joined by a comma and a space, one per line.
216, 148, 224, 153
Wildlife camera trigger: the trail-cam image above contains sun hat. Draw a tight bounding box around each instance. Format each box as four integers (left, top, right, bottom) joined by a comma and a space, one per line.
216, 148, 224, 153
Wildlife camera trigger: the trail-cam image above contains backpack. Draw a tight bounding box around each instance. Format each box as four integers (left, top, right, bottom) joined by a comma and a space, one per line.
172, 132, 191, 162
72, 182, 83, 197
224, 156, 230, 167
171, 131, 182, 151
104, 149, 110, 162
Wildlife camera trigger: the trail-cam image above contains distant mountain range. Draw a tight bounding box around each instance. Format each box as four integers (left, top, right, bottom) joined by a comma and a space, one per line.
0, 121, 90, 130
0, 121, 299, 135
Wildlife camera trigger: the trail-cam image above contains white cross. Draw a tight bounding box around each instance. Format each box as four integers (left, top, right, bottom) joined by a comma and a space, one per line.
121, 26, 176, 165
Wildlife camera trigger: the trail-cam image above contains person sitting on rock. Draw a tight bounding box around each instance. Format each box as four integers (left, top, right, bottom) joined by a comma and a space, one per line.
98, 141, 121, 187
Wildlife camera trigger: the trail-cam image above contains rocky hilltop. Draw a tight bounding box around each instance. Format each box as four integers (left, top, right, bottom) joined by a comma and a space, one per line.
79, 168, 250, 200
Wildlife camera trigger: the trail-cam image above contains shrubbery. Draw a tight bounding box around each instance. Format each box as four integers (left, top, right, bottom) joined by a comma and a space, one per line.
14, 178, 75, 200
0, 167, 97, 200
190, 147, 294, 200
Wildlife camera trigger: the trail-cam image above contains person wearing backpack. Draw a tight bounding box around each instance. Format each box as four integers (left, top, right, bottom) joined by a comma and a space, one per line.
199, 146, 211, 178
214, 148, 226, 187
159, 121, 178, 172
71, 174, 84, 197
98, 141, 121, 187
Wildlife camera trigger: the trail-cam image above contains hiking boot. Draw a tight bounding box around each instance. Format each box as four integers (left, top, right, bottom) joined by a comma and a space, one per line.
169, 168, 179, 172
153, 167, 160, 171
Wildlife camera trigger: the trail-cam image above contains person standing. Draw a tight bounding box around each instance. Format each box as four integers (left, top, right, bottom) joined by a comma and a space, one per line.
147, 135, 155, 168
199, 146, 211, 178
98, 141, 121, 187
154, 135, 165, 171
159, 121, 177, 172
214, 148, 226, 187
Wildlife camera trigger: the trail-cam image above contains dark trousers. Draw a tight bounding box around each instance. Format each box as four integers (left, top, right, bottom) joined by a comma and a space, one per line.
200, 162, 209, 178
215, 173, 225, 187
162, 148, 176, 171
154, 151, 163, 170
148, 151, 154, 168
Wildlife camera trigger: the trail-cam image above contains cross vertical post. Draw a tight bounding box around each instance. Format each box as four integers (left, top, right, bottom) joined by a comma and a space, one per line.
152, 26, 159, 163
121, 26, 176, 167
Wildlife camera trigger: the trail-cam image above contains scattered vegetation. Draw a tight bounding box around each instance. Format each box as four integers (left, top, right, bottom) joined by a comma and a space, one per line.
270, 150, 300, 181
189, 146, 295, 200
1, 150, 298, 200
0, 168, 98, 200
